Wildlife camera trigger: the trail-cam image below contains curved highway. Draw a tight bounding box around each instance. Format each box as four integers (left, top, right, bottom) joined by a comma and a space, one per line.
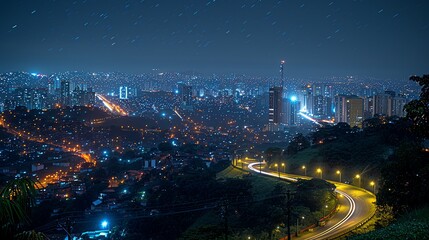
247, 162, 376, 240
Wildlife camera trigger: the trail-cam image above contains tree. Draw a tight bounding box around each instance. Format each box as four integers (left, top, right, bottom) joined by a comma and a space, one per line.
265, 147, 283, 164
158, 142, 173, 152
0, 178, 45, 239
293, 179, 336, 212
311, 122, 352, 144
376, 74, 429, 215
287, 133, 310, 155
374, 205, 395, 228
377, 143, 429, 214
404, 74, 429, 138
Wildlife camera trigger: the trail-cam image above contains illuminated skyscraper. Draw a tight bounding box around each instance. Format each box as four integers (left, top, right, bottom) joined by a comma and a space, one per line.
373, 92, 393, 116
60, 80, 71, 106
119, 86, 128, 99
269, 86, 283, 124
392, 95, 406, 117
335, 95, 364, 128
178, 83, 193, 109
266, 61, 286, 131
283, 96, 300, 126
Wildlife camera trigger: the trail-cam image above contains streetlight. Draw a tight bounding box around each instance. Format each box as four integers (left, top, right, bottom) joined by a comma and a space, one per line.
101, 220, 109, 229
323, 205, 328, 217
275, 163, 280, 178
296, 216, 305, 237
302, 165, 306, 176
356, 174, 361, 188
317, 168, 323, 179
282, 163, 286, 173
370, 181, 375, 193
336, 170, 342, 182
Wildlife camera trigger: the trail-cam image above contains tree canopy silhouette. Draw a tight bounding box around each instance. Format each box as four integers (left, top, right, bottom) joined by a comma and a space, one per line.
404, 74, 429, 138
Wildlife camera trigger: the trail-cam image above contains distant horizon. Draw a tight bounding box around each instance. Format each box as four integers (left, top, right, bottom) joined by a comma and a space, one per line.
0, 68, 420, 82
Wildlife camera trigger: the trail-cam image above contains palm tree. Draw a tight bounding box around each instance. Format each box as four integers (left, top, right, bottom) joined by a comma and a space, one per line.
0, 178, 46, 239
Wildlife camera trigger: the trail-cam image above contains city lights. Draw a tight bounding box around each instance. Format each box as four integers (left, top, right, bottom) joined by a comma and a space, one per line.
1, 1, 425, 238
317, 168, 323, 179
101, 220, 109, 229
336, 170, 342, 182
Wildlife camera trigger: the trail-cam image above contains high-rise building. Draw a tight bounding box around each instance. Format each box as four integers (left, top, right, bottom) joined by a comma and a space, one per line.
325, 97, 333, 117
68, 85, 95, 107
312, 84, 323, 96
392, 95, 407, 117
3, 99, 17, 110
297, 86, 310, 113
323, 85, 334, 98
72, 85, 85, 106
335, 95, 364, 128
182, 85, 193, 106
32, 89, 47, 109
373, 93, 393, 116
363, 96, 374, 119
119, 86, 128, 99
313, 95, 325, 116
127, 87, 138, 98
60, 80, 71, 106
178, 83, 193, 109
54, 77, 61, 90
283, 97, 300, 126
269, 86, 283, 124
347, 97, 364, 128
266, 61, 287, 131
9, 88, 47, 110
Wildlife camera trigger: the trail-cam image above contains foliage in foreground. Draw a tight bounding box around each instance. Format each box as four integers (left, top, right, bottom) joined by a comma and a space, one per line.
0, 178, 46, 240
350, 207, 429, 240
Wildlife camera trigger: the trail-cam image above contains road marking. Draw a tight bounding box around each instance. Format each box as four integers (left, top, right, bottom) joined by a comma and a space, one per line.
247, 162, 357, 240
305, 189, 355, 240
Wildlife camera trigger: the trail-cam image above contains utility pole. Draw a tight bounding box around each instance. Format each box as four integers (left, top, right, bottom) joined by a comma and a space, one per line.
296, 218, 299, 237
66, 218, 72, 240
287, 190, 291, 240
220, 200, 229, 240
58, 218, 72, 240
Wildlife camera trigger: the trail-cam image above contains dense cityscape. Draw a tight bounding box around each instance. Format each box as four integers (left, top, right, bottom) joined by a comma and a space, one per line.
1, 1, 429, 240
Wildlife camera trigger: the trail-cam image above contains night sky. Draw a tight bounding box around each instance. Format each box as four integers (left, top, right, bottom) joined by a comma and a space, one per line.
1, 0, 429, 79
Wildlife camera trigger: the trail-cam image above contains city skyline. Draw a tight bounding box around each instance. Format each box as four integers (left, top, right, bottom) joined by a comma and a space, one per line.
1, 0, 429, 79
1, 1, 429, 239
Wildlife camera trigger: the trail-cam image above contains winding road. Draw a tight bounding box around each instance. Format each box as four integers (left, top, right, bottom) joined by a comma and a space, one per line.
247, 162, 376, 240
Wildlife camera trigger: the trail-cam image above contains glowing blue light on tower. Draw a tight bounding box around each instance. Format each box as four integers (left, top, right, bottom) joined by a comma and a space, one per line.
290, 96, 297, 102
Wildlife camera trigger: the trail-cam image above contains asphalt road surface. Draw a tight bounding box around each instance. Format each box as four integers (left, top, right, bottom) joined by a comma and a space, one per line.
247, 162, 376, 240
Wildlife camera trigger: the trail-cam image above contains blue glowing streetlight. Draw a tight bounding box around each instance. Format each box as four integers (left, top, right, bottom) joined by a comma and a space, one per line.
101, 220, 109, 229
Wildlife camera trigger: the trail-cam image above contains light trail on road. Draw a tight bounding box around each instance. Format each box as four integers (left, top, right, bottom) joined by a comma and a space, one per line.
298, 112, 323, 126
173, 107, 184, 121
247, 162, 373, 240
95, 94, 128, 116
248, 162, 297, 182
305, 189, 355, 240
0, 116, 96, 188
